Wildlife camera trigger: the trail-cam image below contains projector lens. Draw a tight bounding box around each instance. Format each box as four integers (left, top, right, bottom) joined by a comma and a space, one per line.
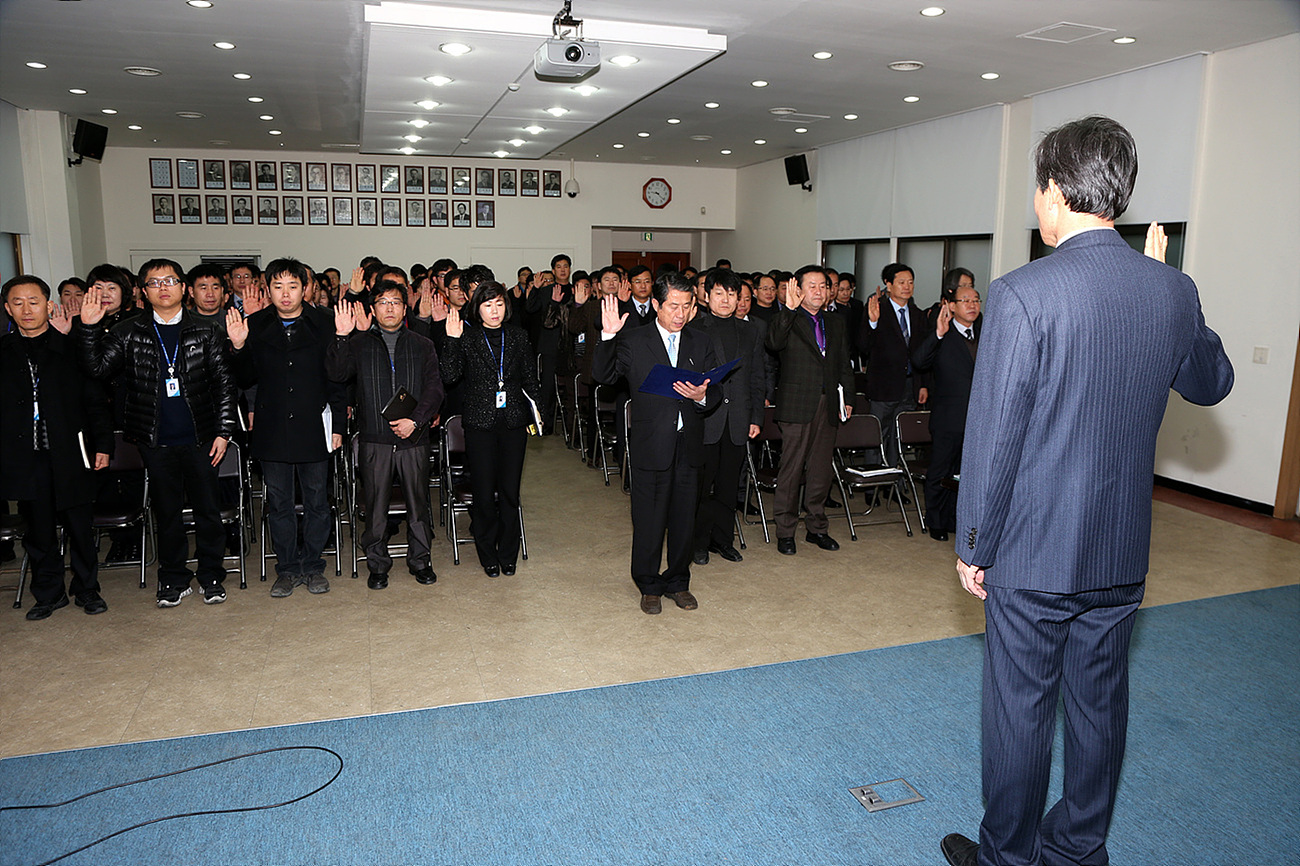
564, 43, 582, 62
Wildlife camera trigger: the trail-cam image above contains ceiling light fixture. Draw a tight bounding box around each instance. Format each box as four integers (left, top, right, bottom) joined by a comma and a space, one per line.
666, 118, 681, 124
812, 51, 833, 60
1113, 36, 1136, 44
259, 114, 274, 121
68, 88, 87, 95
508, 138, 526, 147
794, 127, 808, 134
187, 0, 213, 7
981, 72, 1000, 80
210, 140, 230, 146
176, 111, 205, 118
123, 66, 162, 77
404, 134, 421, 142
889, 60, 925, 71
213, 41, 235, 50
524, 125, 545, 135
546, 106, 568, 117
572, 84, 599, 96
127, 124, 143, 130
439, 42, 472, 56
409, 119, 430, 128
424, 75, 453, 86
613, 143, 625, 149
26, 62, 47, 69
416, 99, 440, 110
920, 6, 945, 17
493, 150, 509, 158
269, 129, 282, 135
247, 96, 264, 103
843, 113, 858, 120
903, 95, 920, 103
608, 54, 639, 67
751, 80, 769, 87
704, 101, 719, 109
233, 72, 251, 80
769, 107, 797, 116
101, 109, 117, 115
689, 134, 713, 141
720, 149, 732, 155
754, 139, 767, 145
637, 131, 650, 138
400, 146, 416, 154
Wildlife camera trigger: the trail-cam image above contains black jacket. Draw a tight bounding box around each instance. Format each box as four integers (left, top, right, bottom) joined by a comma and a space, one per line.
325, 326, 444, 449
911, 317, 981, 434
2, 329, 113, 509
78, 312, 238, 448
687, 312, 766, 446
439, 323, 539, 431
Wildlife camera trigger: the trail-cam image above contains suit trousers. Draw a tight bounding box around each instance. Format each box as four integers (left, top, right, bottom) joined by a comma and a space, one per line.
980, 582, 1144, 866
18, 452, 99, 606
869, 378, 915, 467
629, 432, 697, 595
924, 429, 963, 532
463, 425, 527, 569
139, 442, 226, 592
694, 437, 745, 551
262, 459, 331, 578
774, 398, 836, 538
358, 441, 432, 575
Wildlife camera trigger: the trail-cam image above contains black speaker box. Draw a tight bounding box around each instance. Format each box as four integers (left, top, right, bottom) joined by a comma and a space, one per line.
784, 154, 810, 186
72, 119, 108, 162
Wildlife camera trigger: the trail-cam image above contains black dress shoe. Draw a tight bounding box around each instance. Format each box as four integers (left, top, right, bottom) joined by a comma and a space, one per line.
776, 536, 796, 555
929, 526, 950, 542
484, 565, 500, 578
367, 572, 389, 590
823, 495, 842, 508
692, 548, 709, 566
940, 833, 979, 866
708, 541, 743, 562
75, 591, 108, 615
26, 596, 69, 621
412, 566, 437, 584
501, 563, 516, 576
665, 590, 698, 610
640, 594, 661, 615
805, 532, 840, 551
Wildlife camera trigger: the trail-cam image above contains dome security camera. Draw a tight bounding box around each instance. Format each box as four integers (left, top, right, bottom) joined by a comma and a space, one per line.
564, 177, 580, 198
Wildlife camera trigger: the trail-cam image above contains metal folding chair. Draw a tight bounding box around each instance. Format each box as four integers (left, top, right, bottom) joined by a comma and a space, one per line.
833, 413, 913, 540
896, 410, 933, 532
180, 438, 249, 589
741, 405, 782, 543
443, 415, 528, 566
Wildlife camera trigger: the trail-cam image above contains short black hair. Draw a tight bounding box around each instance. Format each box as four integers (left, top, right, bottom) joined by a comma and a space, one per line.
517, 265, 532, 278
704, 267, 742, 295
550, 253, 571, 269
461, 264, 495, 292
372, 278, 409, 307
230, 262, 261, 278
359, 255, 382, 269
941, 267, 976, 302
839, 272, 856, 288
3, 274, 51, 302
1034, 115, 1138, 221
430, 258, 457, 275
652, 271, 693, 304
794, 264, 828, 288
465, 280, 513, 326
714, 258, 731, 268
138, 258, 186, 286
265, 257, 310, 286
882, 263, 913, 285
87, 263, 132, 292
571, 270, 591, 286
628, 265, 651, 280
187, 263, 226, 286
378, 265, 409, 285
58, 277, 87, 296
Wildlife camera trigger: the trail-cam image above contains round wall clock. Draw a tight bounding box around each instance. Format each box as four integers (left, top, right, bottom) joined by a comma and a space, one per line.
642, 177, 672, 208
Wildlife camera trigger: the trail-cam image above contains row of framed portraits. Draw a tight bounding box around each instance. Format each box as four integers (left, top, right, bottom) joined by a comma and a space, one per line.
151, 194, 497, 228
148, 157, 561, 198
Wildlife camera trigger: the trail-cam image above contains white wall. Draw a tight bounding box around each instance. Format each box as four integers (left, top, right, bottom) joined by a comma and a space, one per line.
706, 153, 818, 272
97, 148, 735, 280
1154, 33, 1300, 505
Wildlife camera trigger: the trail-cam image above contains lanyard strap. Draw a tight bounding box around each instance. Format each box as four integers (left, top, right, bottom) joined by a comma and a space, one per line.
482, 328, 505, 389
153, 323, 180, 374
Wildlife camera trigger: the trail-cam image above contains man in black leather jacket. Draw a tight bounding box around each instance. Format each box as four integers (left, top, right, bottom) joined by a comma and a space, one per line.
79, 258, 239, 607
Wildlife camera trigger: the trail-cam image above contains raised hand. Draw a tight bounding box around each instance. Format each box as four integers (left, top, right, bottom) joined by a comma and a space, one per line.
444, 305, 463, 338
353, 304, 372, 332
226, 307, 249, 349
617, 278, 631, 302
1144, 221, 1168, 263
866, 290, 881, 323
936, 301, 953, 337
430, 292, 448, 322
551, 283, 564, 303
350, 266, 365, 294
573, 279, 590, 305
50, 304, 74, 334
785, 277, 804, 311
63, 293, 83, 318
418, 284, 435, 318
80, 285, 107, 325
243, 286, 268, 315
600, 293, 628, 335
335, 299, 357, 335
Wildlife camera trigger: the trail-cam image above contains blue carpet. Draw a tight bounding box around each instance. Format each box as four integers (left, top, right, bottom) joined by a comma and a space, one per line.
2, 586, 1297, 865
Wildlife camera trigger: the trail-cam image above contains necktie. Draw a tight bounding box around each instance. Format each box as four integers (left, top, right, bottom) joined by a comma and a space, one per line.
667, 332, 678, 366
812, 313, 826, 356
964, 327, 975, 343
639, 303, 647, 317
898, 307, 909, 341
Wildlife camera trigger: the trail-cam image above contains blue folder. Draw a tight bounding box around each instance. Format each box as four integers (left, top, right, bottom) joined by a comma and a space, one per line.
637, 357, 740, 399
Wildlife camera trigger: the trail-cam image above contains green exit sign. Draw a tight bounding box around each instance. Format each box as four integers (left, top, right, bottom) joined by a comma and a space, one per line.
642, 232, 653, 241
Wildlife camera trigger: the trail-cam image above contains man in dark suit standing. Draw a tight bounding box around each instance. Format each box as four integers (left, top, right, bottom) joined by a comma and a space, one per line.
910, 280, 981, 542
766, 265, 855, 555
940, 116, 1234, 866
593, 273, 718, 615
858, 263, 929, 467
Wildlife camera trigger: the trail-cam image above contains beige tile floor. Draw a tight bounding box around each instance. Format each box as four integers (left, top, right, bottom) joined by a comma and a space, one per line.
2, 435, 1297, 759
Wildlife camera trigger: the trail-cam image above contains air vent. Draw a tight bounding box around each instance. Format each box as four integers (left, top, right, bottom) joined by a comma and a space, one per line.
1017, 22, 1116, 44
774, 112, 830, 124
769, 107, 798, 116
320, 143, 360, 149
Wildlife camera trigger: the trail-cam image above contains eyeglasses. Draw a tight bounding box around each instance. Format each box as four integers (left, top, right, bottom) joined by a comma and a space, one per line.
144, 277, 181, 289
373, 298, 405, 308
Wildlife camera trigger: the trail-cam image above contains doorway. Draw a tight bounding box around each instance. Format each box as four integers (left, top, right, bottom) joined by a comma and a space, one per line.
612, 250, 692, 274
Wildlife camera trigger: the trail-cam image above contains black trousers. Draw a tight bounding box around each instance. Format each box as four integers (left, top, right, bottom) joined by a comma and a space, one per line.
629, 433, 697, 595
18, 452, 99, 606
925, 428, 964, 532
358, 440, 432, 574
463, 425, 527, 569
139, 442, 226, 591
694, 436, 745, 550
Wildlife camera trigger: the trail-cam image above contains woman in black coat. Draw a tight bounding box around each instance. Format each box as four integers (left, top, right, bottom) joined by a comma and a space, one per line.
440, 281, 540, 576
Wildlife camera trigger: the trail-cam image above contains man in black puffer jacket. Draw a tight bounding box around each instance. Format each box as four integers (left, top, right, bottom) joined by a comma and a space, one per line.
79, 257, 239, 607
326, 280, 443, 589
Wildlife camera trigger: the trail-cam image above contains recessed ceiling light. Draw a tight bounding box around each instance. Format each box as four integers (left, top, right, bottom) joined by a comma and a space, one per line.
127, 124, 143, 130
903, 95, 920, 103
843, 113, 858, 120
689, 134, 713, 141
404, 134, 421, 143
613, 143, 625, 149
1113, 36, 1136, 44
493, 150, 509, 158
416, 100, 440, 110
409, 119, 429, 128
26, 62, 47, 69
812, 51, 833, 60
400, 146, 416, 155
751, 80, 769, 87
439, 42, 472, 56
769, 107, 797, 116
524, 125, 545, 135
100, 108, 118, 115
666, 117, 681, 124
187, 0, 213, 7
268, 129, 282, 135
981, 72, 1000, 80
546, 106, 568, 117
123, 66, 162, 77
637, 131, 650, 138
213, 41, 235, 50
247, 96, 264, 103
508, 138, 526, 147
68, 88, 87, 95
754, 139, 767, 145
424, 75, 453, 86
608, 54, 639, 67
176, 111, 205, 118
233, 72, 251, 80
920, 6, 945, 16
704, 101, 719, 109
889, 60, 925, 71
720, 149, 732, 155
794, 127, 808, 134
259, 114, 274, 121
571, 84, 599, 96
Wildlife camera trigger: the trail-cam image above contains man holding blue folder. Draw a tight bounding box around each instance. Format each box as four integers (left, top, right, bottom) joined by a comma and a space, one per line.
593, 272, 721, 615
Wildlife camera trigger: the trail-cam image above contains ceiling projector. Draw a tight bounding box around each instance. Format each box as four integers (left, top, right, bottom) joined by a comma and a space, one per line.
534, 38, 601, 79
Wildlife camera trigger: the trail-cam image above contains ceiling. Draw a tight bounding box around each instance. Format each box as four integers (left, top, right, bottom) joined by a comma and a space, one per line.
1, 0, 1296, 168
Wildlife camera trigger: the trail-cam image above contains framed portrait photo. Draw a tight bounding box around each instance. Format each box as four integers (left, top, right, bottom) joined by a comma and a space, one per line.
178, 194, 202, 223
429, 199, 448, 227
331, 164, 352, 192
406, 198, 425, 227
280, 162, 302, 191
205, 194, 228, 224
452, 167, 471, 196
356, 197, 378, 226
404, 166, 425, 195
306, 162, 328, 192
475, 168, 494, 196
203, 159, 226, 189
356, 164, 376, 193
333, 196, 353, 226
152, 193, 175, 223
381, 197, 402, 227
308, 196, 329, 225
451, 199, 471, 227
176, 159, 200, 189
429, 167, 447, 196
498, 168, 517, 197
282, 195, 305, 225
229, 160, 252, 189
257, 195, 279, 225
256, 161, 277, 190
149, 158, 173, 189
521, 169, 539, 197
475, 199, 495, 228
231, 195, 254, 224
543, 170, 562, 197
380, 165, 400, 194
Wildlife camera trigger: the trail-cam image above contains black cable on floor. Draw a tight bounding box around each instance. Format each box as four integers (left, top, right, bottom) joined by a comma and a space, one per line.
0, 744, 344, 866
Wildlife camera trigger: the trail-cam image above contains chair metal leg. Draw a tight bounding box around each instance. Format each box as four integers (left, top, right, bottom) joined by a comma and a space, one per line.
12, 552, 30, 609
734, 511, 746, 550
519, 507, 528, 560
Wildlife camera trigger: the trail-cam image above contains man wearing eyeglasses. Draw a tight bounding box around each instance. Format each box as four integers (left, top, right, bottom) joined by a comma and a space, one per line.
79, 258, 239, 607
227, 263, 260, 314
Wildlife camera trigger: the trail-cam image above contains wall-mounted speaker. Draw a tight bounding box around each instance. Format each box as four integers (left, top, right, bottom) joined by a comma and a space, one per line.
784, 153, 811, 191
70, 119, 108, 164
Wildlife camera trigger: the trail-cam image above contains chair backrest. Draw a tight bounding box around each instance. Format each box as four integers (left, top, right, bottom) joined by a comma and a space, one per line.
594, 384, 618, 410
108, 432, 145, 471
217, 439, 244, 481
575, 373, 590, 400
445, 414, 466, 456
834, 412, 883, 451
896, 410, 932, 446
755, 404, 781, 442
